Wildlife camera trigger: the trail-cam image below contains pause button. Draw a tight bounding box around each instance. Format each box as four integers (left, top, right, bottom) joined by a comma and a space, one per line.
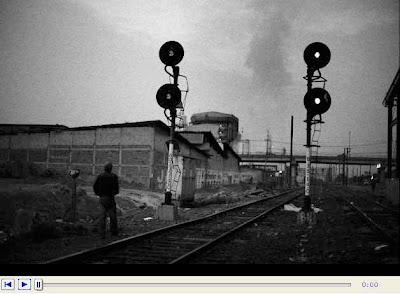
34, 279, 43, 291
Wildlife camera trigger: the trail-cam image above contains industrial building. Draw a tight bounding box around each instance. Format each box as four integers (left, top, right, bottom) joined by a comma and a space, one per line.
178, 131, 241, 188
0, 120, 242, 205
382, 68, 399, 205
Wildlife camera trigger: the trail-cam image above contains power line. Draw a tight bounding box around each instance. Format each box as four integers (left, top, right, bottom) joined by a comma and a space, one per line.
320, 143, 386, 148
242, 139, 386, 148
318, 139, 386, 145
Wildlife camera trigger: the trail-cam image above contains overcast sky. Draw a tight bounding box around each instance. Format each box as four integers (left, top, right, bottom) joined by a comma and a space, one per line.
1, 0, 398, 157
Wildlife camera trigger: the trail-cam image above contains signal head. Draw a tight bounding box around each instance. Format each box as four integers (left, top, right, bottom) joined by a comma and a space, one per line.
304, 42, 331, 69
304, 87, 331, 115
156, 84, 182, 109
159, 41, 184, 66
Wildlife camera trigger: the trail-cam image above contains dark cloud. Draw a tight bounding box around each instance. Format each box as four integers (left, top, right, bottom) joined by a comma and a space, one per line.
245, 10, 293, 97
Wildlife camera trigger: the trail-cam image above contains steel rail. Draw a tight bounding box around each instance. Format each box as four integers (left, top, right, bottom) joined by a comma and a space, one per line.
336, 189, 398, 248
43, 188, 302, 264
170, 192, 302, 264
373, 200, 399, 216
346, 201, 398, 247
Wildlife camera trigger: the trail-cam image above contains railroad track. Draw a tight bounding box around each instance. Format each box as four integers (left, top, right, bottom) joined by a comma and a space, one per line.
43, 188, 302, 264
335, 188, 399, 250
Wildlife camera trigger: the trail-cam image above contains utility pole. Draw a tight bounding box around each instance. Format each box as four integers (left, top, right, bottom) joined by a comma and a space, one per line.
343, 148, 352, 186
290, 116, 294, 188
68, 169, 80, 222
348, 131, 351, 185
265, 130, 270, 171
345, 147, 350, 186
342, 149, 346, 186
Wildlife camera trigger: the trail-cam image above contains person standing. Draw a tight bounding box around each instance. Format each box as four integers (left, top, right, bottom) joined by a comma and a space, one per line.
93, 162, 119, 238
370, 174, 377, 193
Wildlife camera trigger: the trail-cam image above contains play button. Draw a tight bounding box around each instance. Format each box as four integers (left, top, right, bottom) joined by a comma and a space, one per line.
18, 278, 31, 290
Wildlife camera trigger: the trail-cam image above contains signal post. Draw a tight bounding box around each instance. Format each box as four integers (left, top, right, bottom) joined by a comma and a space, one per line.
298, 42, 331, 225
155, 41, 185, 221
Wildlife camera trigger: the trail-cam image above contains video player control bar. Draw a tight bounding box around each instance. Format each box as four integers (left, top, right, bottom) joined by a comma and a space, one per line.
44, 282, 351, 287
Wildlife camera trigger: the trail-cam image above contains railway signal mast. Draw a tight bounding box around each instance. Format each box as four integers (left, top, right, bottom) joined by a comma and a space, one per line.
300, 42, 331, 224
156, 41, 185, 220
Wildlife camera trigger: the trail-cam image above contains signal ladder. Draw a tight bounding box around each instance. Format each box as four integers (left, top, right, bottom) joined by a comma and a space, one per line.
311, 116, 322, 193
169, 156, 182, 201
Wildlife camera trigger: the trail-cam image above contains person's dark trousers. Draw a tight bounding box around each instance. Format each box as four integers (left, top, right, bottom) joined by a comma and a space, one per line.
99, 196, 118, 238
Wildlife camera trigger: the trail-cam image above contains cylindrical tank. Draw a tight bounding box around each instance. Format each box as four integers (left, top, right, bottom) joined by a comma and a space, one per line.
190, 112, 239, 142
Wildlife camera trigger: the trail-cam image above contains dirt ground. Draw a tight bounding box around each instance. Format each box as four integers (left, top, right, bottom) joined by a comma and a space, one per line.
0, 176, 271, 263
1, 175, 398, 264
190, 184, 399, 264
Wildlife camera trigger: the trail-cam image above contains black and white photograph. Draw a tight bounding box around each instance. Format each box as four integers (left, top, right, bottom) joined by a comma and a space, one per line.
0, 0, 398, 265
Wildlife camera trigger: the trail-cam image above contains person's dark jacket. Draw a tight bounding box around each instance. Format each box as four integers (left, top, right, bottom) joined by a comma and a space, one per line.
93, 172, 119, 198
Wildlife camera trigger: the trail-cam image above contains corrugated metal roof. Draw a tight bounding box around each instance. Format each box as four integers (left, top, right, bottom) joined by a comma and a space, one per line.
69, 120, 210, 157
0, 120, 210, 158
179, 131, 226, 157
0, 124, 68, 135
68, 120, 168, 131
179, 131, 241, 161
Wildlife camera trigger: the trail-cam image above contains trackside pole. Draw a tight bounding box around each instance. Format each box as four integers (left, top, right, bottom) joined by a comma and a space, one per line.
165, 108, 176, 205
298, 42, 331, 224
289, 115, 293, 188
305, 146, 311, 206
297, 68, 316, 225
68, 169, 80, 223
71, 177, 77, 222
155, 41, 185, 221
156, 67, 179, 221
